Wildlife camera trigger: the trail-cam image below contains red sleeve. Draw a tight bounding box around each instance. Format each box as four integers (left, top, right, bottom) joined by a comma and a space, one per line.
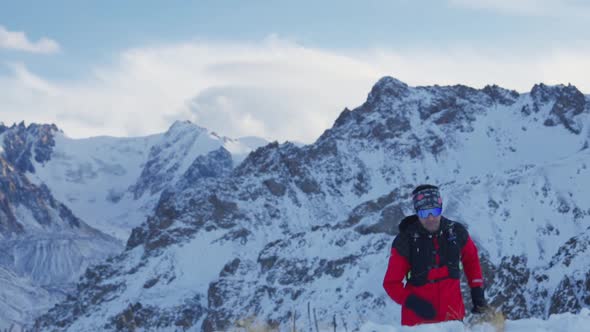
383, 247, 411, 305
461, 235, 484, 288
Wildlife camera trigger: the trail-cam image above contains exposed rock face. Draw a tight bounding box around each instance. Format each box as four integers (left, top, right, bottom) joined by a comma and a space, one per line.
34, 78, 590, 331
531, 83, 587, 134
487, 255, 531, 319
178, 147, 233, 189
0, 154, 83, 237
1, 122, 58, 173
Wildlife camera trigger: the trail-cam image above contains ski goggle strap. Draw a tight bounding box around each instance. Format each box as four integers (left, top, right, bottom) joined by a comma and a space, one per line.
417, 207, 443, 219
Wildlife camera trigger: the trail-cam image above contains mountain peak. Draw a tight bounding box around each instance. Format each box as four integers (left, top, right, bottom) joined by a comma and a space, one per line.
528, 82, 587, 134
166, 120, 207, 136
530, 83, 584, 104
366, 76, 411, 104
482, 84, 520, 105
1, 121, 60, 133
0, 122, 60, 173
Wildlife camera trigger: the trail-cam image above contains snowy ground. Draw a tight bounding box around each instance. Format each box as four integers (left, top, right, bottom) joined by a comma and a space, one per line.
357, 308, 590, 332
220, 309, 590, 332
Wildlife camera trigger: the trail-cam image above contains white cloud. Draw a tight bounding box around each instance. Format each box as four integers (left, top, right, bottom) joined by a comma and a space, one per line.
0, 37, 589, 144
0, 25, 60, 54
449, 0, 590, 17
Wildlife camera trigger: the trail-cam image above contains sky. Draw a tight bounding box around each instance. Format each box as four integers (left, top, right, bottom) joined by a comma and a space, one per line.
1, 0, 589, 143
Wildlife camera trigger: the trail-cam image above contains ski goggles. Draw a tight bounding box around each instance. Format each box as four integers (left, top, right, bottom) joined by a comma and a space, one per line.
416, 207, 442, 219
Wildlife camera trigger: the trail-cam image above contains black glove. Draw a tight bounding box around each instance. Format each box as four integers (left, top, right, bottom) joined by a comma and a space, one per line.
471, 287, 489, 314
405, 294, 436, 319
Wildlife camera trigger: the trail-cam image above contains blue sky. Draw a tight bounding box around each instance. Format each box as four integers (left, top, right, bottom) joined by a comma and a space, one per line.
1, 0, 589, 142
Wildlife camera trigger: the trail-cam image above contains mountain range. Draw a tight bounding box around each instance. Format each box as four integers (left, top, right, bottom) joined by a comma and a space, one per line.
0, 121, 267, 329
2, 76, 590, 331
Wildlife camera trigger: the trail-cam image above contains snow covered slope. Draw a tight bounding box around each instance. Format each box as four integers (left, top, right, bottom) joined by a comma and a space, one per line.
0, 266, 53, 331
0, 120, 266, 329
360, 308, 590, 332
0, 151, 122, 330
20, 120, 267, 240
36, 78, 590, 331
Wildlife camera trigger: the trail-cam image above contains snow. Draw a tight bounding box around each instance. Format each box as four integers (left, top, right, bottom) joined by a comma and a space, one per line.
343, 86, 590, 270
27, 131, 159, 239
120, 230, 236, 310
226, 136, 269, 164
356, 308, 590, 332
449, 95, 586, 180
25, 82, 590, 330
64, 231, 243, 332
153, 231, 235, 304
0, 120, 268, 328
0, 266, 52, 331
14, 205, 43, 231
27, 123, 268, 240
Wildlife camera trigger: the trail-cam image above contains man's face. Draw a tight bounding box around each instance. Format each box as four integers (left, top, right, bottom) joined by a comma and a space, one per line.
418, 213, 442, 233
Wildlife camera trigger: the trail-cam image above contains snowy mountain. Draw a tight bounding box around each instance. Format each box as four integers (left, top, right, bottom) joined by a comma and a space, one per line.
36, 77, 590, 331
0, 121, 267, 330
22, 120, 268, 240
0, 140, 122, 329
0, 266, 53, 331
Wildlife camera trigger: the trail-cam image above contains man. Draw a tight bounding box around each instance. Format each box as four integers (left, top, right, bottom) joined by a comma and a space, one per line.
383, 184, 488, 326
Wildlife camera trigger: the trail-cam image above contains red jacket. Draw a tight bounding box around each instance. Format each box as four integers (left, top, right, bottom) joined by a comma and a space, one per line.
383, 216, 483, 326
